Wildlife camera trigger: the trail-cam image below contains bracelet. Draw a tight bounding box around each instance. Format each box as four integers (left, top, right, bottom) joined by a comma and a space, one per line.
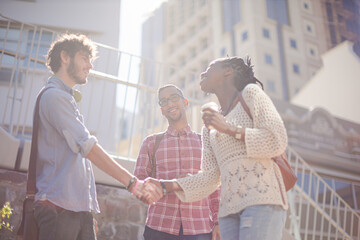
160, 181, 167, 196
126, 176, 137, 190
131, 179, 140, 195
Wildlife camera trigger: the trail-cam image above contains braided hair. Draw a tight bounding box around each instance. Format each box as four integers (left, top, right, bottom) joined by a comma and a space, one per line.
219, 56, 263, 92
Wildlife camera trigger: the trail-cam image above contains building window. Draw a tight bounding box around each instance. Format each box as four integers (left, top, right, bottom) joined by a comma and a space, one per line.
290, 39, 297, 49
190, 72, 196, 82
190, 47, 197, 58
180, 56, 185, 66
189, 0, 195, 16
222, 0, 241, 32
220, 48, 226, 57
329, 25, 337, 45
24, 30, 53, 70
180, 77, 186, 88
169, 6, 175, 34
310, 48, 315, 56
346, 20, 360, 34
266, 0, 289, 25
201, 38, 208, 50
170, 68, 175, 76
265, 54, 273, 65
179, 1, 185, 25
263, 28, 270, 39
326, 2, 333, 23
200, 16, 207, 27
242, 31, 248, 41
306, 25, 312, 33
120, 120, 128, 140
266, 80, 276, 93
201, 60, 208, 71
304, 3, 309, 9
338, 14, 343, 23
342, 0, 359, 14
293, 64, 300, 74
189, 26, 196, 39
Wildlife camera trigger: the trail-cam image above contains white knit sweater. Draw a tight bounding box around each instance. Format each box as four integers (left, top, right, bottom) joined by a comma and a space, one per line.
175, 84, 289, 218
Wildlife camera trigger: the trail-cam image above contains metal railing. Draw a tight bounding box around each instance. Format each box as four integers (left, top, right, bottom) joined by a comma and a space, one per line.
286, 147, 360, 240
0, 13, 204, 156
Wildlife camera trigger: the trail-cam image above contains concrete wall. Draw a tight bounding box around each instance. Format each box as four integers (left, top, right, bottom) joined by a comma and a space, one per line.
0, 169, 148, 240
292, 41, 360, 124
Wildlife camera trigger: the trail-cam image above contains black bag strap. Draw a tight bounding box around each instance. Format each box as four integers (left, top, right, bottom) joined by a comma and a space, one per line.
238, 92, 253, 121
150, 132, 201, 178
26, 87, 53, 196
150, 132, 165, 178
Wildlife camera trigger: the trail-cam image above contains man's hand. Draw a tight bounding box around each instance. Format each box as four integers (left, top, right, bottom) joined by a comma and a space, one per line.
142, 178, 164, 203
129, 180, 158, 204
212, 224, 221, 240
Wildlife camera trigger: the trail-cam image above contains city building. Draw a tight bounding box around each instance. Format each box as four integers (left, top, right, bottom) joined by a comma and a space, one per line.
142, 0, 360, 101
292, 40, 360, 124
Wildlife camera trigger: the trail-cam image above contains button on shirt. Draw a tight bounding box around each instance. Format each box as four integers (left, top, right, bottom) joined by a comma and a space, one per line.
35, 76, 99, 213
134, 125, 220, 235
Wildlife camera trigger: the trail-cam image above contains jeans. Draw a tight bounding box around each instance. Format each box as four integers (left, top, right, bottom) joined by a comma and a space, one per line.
218, 205, 286, 240
34, 200, 96, 240
144, 225, 212, 240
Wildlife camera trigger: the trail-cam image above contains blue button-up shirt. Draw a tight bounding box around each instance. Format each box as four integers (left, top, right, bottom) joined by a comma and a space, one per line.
35, 76, 100, 213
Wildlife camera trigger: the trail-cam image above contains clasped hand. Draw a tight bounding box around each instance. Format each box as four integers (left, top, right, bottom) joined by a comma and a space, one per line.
133, 174, 189, 204
131, 178, 163, 204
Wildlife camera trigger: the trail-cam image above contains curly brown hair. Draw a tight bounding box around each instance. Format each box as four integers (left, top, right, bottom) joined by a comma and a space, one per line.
46, 34, 97, 73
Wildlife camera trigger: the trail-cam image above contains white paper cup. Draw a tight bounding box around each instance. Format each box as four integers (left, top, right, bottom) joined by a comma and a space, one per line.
201, 102, 219, 129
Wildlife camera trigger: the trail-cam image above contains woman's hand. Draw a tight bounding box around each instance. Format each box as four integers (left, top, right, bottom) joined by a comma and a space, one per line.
202, 107, 230, 134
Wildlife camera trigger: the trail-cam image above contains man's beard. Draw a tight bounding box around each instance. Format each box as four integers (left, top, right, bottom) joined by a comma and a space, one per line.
167, 111, 183, 123
67, 58, 87, 85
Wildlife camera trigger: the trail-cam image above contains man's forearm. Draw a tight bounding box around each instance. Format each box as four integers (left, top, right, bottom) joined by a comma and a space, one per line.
86, 143, 132, 187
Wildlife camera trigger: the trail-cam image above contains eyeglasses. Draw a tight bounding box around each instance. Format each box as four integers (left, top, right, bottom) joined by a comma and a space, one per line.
159, 93, 183, 107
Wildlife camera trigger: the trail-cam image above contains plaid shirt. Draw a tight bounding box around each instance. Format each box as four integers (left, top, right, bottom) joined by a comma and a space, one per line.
134, 125, 220, 236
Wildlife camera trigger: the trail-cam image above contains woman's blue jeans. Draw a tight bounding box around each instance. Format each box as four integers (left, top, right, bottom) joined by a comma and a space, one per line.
218, 205, 286, 240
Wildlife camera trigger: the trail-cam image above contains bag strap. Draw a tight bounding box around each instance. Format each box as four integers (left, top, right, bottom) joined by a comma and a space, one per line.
238, 92, 253, 121
150, 132, 165, 178
150, 132, 202, 178
26, 87, 53, 196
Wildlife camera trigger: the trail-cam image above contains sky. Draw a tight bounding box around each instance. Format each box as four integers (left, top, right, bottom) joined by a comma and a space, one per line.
119, 0, 166, 55
117, 0, 166, 110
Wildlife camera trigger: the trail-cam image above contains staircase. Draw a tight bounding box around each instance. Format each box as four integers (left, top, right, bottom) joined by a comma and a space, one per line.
285, 147, 359, 240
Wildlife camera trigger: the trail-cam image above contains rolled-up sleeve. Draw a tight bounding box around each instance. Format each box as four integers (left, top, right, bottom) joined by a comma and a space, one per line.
41, 90, 97, 157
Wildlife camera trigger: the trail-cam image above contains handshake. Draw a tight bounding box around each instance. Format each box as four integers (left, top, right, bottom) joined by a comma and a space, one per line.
130, 177, 164, 204
127, 175, 188, 204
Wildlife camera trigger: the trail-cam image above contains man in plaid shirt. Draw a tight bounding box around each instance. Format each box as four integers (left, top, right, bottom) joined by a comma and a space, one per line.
134, 84, 220, 240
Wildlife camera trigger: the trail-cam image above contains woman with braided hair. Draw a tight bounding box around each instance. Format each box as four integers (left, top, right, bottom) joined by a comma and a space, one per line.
145, 56, 288, 240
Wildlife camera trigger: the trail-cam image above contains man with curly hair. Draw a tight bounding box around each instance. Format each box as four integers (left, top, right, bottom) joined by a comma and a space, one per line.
33, 34, 157, 240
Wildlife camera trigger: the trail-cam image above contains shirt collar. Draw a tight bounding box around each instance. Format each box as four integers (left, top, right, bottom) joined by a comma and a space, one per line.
166, 125, 192, 137
47, 76, 74, 96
